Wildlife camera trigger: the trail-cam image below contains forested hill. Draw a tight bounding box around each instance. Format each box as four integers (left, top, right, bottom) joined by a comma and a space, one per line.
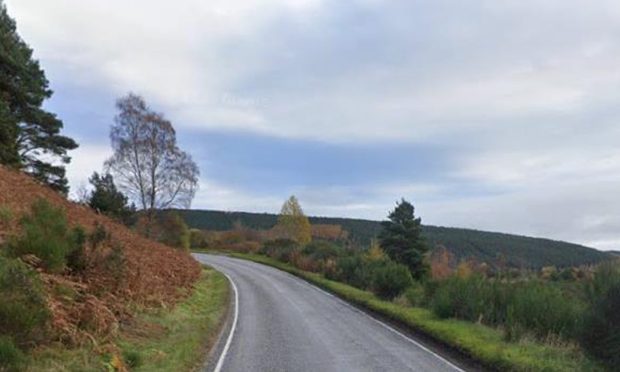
174, 209, 613, 269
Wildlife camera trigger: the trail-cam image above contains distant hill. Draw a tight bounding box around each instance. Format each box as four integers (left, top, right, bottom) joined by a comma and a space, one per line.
173, 209, 613, 270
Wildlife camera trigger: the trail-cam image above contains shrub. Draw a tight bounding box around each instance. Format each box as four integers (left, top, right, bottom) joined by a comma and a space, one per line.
0, 336, 25, 372
219, 241, 261, 254
429, 275, 583, 340
88, 222, 110, 249
509, 281, 583, 339
302, 240, 344, 261
584, 262, 620, 304
371, 262, 414, 300
66, 225, 87, 273
260, 239, 299, 262
0, 205, 12, 228
404, 282, 425, 307
153, 212, 190, 250
189, 229, 208, 249
290, 250, 320, 272
329, 255, 372, 289
580, 283, 620, 368
104, 243, 127, 290
430, 275, 489, 321
136, 212, 190, 249
157, 212, 190, 249
0, 256, 49, 347
8, 199, 82, 272
123, 349, 142, 369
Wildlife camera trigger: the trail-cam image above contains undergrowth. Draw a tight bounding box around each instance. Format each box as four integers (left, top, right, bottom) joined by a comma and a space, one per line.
221, 251, 603, 371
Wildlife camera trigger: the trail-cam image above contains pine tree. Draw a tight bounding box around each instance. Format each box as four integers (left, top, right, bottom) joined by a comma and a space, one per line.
275, 195, 312, 245
87, 172, 135, 223
378, 199, 429, 280
0, 1, 77, 193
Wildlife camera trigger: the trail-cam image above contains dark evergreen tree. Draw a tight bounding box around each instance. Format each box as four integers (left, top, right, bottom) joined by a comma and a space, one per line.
378, 199, 429, 280
0, 1, 77, 193
581, 283, 620, 368
88, 172, 135, 223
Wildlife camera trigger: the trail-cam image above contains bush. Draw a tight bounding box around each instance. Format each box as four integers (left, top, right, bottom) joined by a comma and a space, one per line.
584, 262, 620, 304
289, 250, 320, 272
0, 336, 25, 372
220, 241, 261, 254
8, 199, 82, 273
430, 276, 514, 324
88, 222, 110, 249
0, 205, 12, 228
189, 229, 208, 249
0, 256, 49, 347
123, 349, 143, 369
332, 255, 373, 289
66, 225, 87, 273
371, 262, 414, 300
153, 212, 190, 250
581, 271, 620, 368
104, 243, 127, 290
302, 240, 344, 261
260, 239, 299, 262
509, 281, 582, 339
404, 282, 425, 307
429, 275, 583, 340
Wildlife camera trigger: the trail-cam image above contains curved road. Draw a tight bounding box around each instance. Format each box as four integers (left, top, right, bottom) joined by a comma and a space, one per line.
195, 254, 465, 372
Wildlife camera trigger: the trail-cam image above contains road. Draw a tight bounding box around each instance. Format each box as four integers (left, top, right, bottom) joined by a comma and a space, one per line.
194, 254, 465, 372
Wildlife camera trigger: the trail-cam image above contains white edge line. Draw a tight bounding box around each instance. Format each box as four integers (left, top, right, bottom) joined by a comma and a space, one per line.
214, 272, 239, 372
308, 283, 465, 371
265, 263, 466, 372
207, 255, 464, 372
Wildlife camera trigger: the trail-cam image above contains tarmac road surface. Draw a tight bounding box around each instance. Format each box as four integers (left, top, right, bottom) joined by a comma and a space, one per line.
195, 254, 466, 372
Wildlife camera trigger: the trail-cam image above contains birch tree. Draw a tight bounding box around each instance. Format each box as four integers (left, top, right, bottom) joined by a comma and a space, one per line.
105, 94, 199, 221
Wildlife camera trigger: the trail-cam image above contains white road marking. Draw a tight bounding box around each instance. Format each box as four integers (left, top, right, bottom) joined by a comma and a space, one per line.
261, 262, 466, 372
204, 254, 466, 372
214, 272, 239, 372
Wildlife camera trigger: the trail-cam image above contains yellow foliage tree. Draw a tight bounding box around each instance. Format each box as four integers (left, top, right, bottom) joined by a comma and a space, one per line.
275, 195, 312, 245
456, 260, 473, 279
366, 239, 386, 261
430, 246, 454, 280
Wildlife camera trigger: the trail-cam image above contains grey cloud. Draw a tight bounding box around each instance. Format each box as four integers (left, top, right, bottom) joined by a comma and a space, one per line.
6, 0, 620, 249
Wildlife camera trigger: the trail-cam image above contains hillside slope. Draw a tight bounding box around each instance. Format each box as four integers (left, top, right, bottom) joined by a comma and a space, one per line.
0, 166, 201, 344
174, 209, 612, 269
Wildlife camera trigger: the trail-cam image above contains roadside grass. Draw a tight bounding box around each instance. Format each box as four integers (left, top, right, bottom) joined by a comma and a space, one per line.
204, 251, 601, 372
25, 346, 102, 371
27, 267, 229, 372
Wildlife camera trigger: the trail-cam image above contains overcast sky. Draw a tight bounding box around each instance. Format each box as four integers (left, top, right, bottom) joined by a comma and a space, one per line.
5, 0, 620, 250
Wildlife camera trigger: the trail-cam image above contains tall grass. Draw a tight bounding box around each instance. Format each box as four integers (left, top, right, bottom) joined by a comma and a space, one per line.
580, 262, 620, 369
429, 275, 584, 340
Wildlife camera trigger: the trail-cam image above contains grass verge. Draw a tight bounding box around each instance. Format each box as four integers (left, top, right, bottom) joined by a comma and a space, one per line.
27, 267, 229, 371
210, 251, 600, 372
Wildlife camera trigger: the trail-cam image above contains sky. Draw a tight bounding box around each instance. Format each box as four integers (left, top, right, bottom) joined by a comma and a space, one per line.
4, 0, 620, 250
